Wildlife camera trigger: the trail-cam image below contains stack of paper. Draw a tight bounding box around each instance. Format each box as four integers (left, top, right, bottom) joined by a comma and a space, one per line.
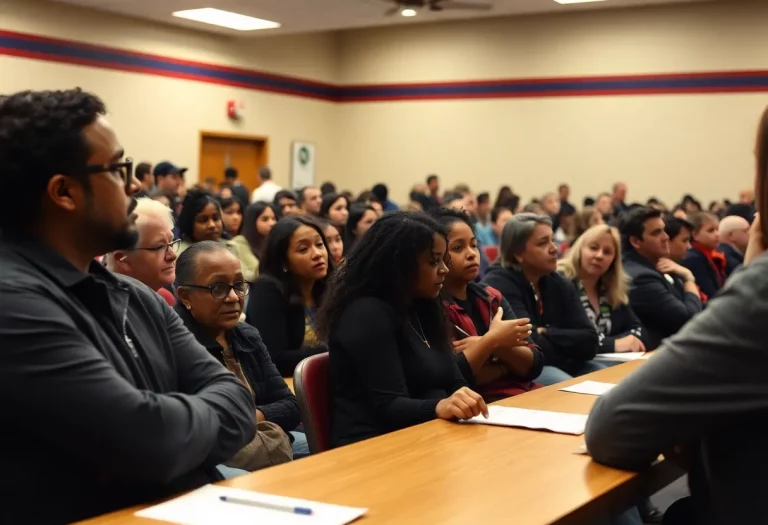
462, 405, 588, 435
594, 351, 646, 362
559, 381, 616, 396
136, 485, 367, 525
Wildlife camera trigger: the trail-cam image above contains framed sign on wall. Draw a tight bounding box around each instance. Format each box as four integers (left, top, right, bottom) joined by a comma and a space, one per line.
291, 141, 316, 189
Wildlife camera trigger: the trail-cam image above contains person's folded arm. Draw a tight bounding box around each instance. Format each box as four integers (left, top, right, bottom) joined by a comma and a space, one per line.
629, 273, 702, 338
586, 264, 768, 471
337, 298, 446, 431
0, 288, 255, 485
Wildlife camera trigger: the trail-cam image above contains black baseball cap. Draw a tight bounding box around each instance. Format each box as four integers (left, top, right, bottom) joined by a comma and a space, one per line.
153, 161, 187, 177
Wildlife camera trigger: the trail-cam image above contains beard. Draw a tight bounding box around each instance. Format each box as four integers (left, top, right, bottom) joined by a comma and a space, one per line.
84, 196, 140, 255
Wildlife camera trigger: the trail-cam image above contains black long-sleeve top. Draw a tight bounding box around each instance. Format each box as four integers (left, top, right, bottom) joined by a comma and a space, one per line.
329, 297, 467, 448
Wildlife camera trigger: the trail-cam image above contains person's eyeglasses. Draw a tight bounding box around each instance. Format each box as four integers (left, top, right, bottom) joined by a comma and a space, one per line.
181, 281, 250, 300
85, 158, 134, 192
130, 239, 181, 256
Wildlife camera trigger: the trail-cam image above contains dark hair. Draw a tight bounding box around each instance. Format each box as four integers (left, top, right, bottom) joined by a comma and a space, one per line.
725, 203, 755, 224
442, 192, 464, 207
217, 196, 244, 235
224, 167, 238, 180
664, 216, 694, 240
260, 216, 333, 306
494, 186, 514, 209
372, 183, 388, 202
320, 181, 336, 195
431, 207, 475, 233
756, 106, 768, 237
259, 166, 272, 181
241, 201, 276, 260
0, 88, 106, 235
136, 162, 153, 183
426, 174, 439, 185
273, 190, 298, 218
344, 203, 376, 254
491, 206, 512, 223
583, 196, 596, 207
318, 218, 342, 238
177, 189, 221, 242
617, 206, 663, 250
647, 197, 660, 206
356, 190, 376, 204
296, 186, 314, 205
175, 240, 230, 286
317, 212, 450, 351
320, 193, 350, 220
477, 192, 490, 205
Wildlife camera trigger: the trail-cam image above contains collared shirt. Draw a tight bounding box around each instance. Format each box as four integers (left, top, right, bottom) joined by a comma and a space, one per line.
0, 239, 256, 524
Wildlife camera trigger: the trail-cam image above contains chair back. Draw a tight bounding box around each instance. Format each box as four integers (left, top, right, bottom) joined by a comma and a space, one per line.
294, 352, 331, 453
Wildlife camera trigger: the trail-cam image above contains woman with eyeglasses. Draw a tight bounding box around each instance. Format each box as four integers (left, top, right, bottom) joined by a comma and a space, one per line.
176, 189, 256, 282
245, 216, 333, 377
175, 241, 306, 459
107, 197, 180, 305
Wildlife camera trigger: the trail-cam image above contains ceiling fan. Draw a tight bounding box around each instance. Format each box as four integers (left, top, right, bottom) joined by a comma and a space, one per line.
383, 0, 493, 16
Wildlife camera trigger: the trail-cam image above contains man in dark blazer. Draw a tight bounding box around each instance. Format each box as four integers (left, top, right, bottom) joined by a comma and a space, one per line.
619, 207, 703, 349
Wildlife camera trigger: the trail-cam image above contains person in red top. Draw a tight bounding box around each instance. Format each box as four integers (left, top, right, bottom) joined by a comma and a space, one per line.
683, 212, 727, 303
432, 208, 544, 402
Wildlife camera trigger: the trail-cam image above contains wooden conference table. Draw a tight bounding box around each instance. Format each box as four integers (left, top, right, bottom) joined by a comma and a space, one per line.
79, 359, 683, 525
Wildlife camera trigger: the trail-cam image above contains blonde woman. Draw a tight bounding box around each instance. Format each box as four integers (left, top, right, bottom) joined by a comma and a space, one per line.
558, 225, 648, 353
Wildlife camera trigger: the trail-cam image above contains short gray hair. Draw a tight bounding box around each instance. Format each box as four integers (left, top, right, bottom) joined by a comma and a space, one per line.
105, 198, 175, 270
499, 213, 553, 269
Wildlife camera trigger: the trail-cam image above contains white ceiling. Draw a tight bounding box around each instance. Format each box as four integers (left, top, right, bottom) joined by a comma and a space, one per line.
47, 0, 712, 37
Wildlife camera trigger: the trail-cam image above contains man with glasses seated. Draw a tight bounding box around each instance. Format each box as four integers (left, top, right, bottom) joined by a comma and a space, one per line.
0, 88, 256, 524
106, 197, 180, 305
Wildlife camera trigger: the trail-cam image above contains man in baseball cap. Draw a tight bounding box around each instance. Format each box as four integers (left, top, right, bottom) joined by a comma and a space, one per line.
153, 161, 186, 196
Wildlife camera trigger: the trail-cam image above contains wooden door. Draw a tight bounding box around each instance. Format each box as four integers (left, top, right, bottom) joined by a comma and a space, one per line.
199, 132, 268, 193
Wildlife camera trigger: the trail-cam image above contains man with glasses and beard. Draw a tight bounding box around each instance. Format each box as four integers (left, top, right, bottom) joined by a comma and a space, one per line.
0, 89, 256, 524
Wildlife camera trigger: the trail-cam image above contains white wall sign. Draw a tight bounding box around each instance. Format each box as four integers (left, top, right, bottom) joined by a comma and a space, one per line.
291, 141, 316, 189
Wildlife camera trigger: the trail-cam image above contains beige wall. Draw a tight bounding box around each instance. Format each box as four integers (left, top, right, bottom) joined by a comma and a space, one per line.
333, 0, 768, 206
0, 0, 339, 188
2, 0, 767, 207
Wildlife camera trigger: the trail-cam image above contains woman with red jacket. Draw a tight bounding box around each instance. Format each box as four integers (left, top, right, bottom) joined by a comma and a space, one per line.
432, 208, 544, 402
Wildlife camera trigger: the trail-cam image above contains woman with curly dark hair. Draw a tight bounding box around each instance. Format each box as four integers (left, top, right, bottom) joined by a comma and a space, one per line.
317, 212, 488, 448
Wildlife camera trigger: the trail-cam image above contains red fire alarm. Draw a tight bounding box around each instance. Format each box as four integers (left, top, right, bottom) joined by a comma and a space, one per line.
227, 100, 244, 121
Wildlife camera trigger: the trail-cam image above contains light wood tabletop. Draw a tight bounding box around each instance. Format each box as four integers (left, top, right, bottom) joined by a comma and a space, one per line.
284, 376, 294, 393
77, 358, 682, 525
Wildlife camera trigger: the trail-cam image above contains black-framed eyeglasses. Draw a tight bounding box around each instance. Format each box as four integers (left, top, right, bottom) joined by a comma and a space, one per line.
130, 239, 181, 256
180, 281, 250, 300
85, 158, 134, 192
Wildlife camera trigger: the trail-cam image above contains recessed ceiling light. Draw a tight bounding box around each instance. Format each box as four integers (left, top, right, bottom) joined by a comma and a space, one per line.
401, 8, 418, 17
554, 0, 607, 4
172, 8, 281, 31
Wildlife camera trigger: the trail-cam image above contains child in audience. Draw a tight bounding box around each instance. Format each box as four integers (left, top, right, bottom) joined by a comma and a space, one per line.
558, 225, 648, 353
320, 192, 350, 228
683, 211, 727, 302
343, 203, 378, 255
433, 209, 543, 402
317, 212, 488, 448
175, 242, 306, 459
273, 190, 300, 218
218, 196, 244, 237
245, 216, 332, 376
320, 219, 344, 264
482, 214, 599, 384
231, 202, 277, 281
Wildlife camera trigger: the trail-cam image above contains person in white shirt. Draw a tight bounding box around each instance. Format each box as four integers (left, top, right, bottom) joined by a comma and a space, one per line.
250, 167, 282, 203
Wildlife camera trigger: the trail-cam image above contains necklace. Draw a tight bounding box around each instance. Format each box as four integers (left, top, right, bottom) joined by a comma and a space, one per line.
409, 314, 430, 348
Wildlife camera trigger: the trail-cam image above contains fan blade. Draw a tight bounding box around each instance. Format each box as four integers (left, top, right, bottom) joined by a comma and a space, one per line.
436, 0, 492, 10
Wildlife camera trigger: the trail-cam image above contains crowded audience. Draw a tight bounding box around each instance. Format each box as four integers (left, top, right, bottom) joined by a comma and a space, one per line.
1, 85, 763, 524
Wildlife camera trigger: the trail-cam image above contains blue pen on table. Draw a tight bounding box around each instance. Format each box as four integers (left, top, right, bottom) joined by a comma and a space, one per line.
219, 495, 313, 515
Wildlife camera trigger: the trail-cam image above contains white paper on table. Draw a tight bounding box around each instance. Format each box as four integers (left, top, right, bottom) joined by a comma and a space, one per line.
461, 405, 588, 435
594, 351, 646, 362
135, 485, 367, 525
559, 380, 616, 396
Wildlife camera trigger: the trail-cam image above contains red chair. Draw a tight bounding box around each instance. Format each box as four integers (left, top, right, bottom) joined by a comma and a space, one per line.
294, 353, 331, 454
483, 245, 499, 263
